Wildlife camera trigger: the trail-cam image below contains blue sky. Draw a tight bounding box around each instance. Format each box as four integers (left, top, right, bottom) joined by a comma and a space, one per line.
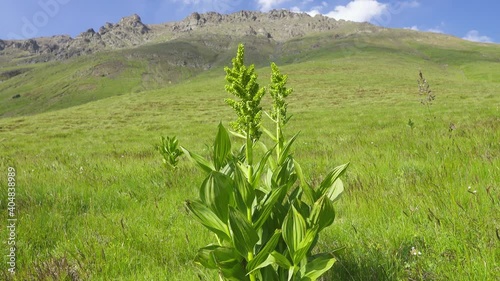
0, 0, 498, 43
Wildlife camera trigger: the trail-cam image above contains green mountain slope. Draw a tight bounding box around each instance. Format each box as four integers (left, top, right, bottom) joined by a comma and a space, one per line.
1, 27, 498, 118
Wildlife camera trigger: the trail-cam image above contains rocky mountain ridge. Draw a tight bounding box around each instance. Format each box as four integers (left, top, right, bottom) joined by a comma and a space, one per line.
0, 10, 378, 63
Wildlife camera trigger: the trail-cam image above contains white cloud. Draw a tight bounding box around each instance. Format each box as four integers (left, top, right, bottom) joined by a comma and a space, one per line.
426, 22, 445, 34
257, 0, 291, 12
404, 26, 419, 31
324, 0, 388, 22
403, 25, 444, 34
290, 6, 320, 16
306, 9, 321, 16
463, 30, 493, 43
427, 27, 444, 34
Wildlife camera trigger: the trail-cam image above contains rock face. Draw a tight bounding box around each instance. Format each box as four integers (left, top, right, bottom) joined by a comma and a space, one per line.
0, 10, 378, 63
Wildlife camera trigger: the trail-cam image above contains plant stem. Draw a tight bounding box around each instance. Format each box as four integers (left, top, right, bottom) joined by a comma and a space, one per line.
248, 251, 256, 281
276, 111, 281, 162
245, 129, 256, 281
246, 128, 254, 182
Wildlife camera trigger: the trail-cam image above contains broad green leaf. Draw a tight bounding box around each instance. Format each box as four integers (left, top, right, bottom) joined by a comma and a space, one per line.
232, 162, 255, 210
253, 184, 288, 230
195, 244, 219, 269
237, 161, 250, 180
294, 159, 316, 204
252, 147, 274, 189
195, 244, 238, 269
228, 208, 259, 258
273, 156, 297, 189
214, 123, 232, 170
246, 250, 293, 277
293, 226, 319, 265
218, 259, 250, 281
247, 230, 282, 273
247, 254, 275, 276
309, 196, 335, 232
300, 253, 336, 281
199, 171, 233, 222
278, 133, 299, 165
270, 251, 292, 269
196, 244, 249, 281
258, 141, 277, 171
317, 163, 349, 198
181, 147, 215, 173
282, 205, 307, 256
185, 200, 230, 241
325, 178, 344, 202
258, 266, 280, 281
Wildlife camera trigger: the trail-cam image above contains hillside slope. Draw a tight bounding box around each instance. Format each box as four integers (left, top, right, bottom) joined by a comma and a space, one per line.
1, 18, 499, 118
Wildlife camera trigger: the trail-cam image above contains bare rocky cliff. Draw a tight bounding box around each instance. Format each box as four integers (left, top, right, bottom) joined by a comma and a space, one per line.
0, 10, 379, 63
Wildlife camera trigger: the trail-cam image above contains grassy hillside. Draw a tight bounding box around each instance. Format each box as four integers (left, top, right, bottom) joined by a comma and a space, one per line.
0, 30, 499, 280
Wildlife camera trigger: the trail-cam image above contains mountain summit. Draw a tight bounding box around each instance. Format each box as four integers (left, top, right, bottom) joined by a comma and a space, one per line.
0, 10, 377, 63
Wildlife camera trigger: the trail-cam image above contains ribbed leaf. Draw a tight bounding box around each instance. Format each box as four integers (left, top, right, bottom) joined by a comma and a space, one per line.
195, 244, 219, 269
317, 163, 349, 197
325, 178, 344, 202
293, 226, 319, 265
246, 230, 282, 273
214, 123, 231, 170
273, 156, 297, 189
258, 266, 280, 281
195, 244, 238, 269
199, 171, 233, 222
228, 208, 259, 258
232, 162, 255, 211
252, 147, 274, 189
185, 200, 230, 241
309, 195, 335, 232
253, 184, 287, 230
196, 244, 249, 281
181, 147, 215, 173
282, 205, 307, 256
278, 133, 299, 165
300, 253, 336, 281
294, 159, 316, 204
271, 251, 292, 269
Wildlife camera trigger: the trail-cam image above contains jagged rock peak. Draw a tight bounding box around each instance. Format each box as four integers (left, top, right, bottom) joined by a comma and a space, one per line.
179, 9, 313, 25
120, 14, 143, 25
98, 14, 149, 35
267, 9, 311, 19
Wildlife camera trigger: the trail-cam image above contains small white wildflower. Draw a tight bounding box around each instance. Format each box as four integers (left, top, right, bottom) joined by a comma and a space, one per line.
410, 247, 422, 256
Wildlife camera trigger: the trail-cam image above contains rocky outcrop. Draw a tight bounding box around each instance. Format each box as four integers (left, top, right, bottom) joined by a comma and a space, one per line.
0, 10, 378, 63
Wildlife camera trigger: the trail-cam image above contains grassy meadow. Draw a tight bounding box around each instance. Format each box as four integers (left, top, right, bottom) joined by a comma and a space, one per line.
0, 32, 499, 280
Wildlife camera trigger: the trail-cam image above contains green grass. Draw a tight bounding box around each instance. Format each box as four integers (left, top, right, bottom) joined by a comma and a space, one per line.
0, 32, 499, 280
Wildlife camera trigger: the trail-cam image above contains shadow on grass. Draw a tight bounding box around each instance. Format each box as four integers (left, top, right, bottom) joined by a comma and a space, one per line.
323, 253, 397, 281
